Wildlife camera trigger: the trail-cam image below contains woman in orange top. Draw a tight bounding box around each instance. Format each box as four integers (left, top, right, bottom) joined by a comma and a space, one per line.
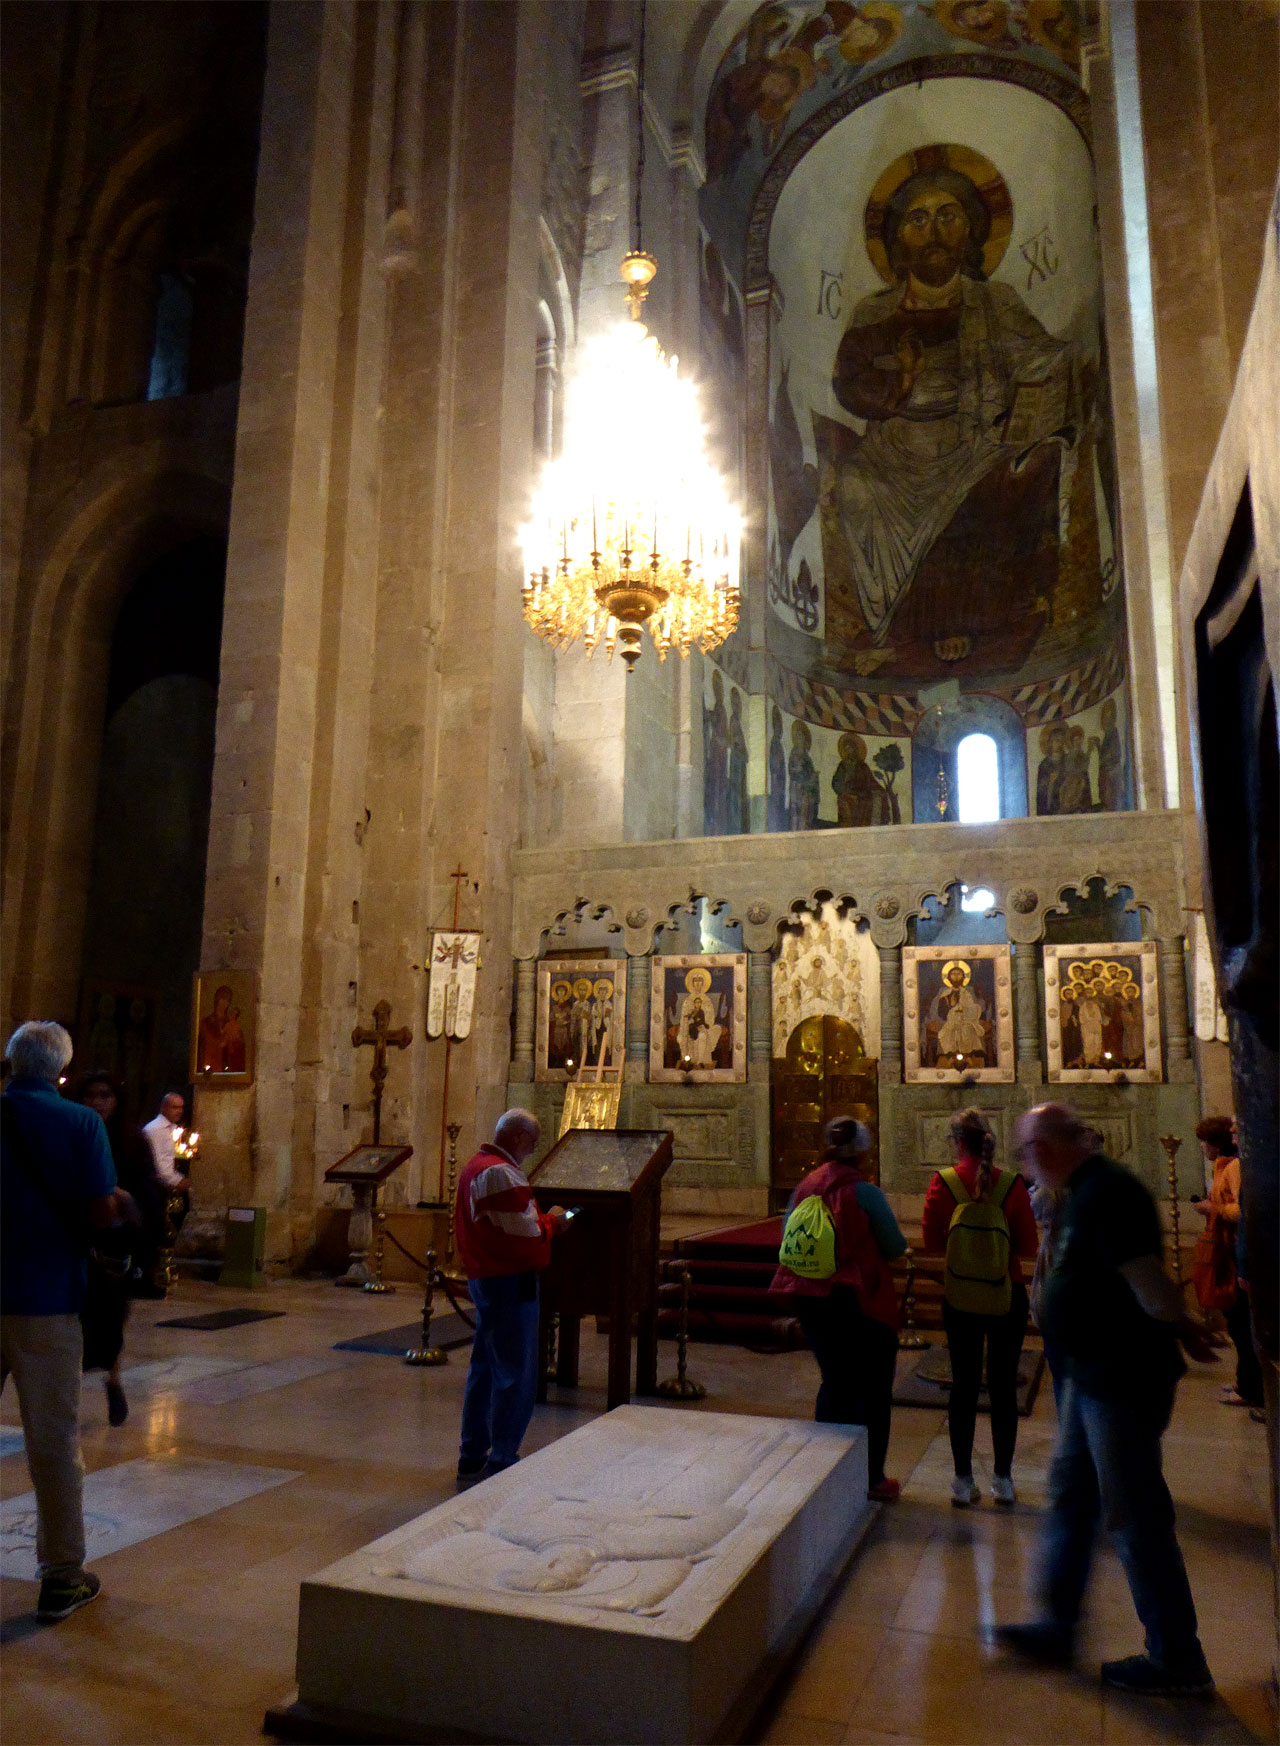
1194, 1116, 1261, 1409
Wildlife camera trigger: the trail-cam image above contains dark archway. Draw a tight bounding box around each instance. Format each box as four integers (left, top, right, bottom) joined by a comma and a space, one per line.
76, 535, 225, 1118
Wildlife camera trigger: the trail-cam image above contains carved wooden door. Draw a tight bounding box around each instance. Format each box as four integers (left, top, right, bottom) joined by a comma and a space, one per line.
770, 1014, 879, 1209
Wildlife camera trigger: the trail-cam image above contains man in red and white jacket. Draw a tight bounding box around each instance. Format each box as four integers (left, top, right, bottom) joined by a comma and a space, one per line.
455, 1109, 566, 1488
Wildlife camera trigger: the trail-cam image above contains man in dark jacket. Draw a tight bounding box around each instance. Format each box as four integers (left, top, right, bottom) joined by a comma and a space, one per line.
999, 1103, 1216, 1696
1, 1022, 130, 1622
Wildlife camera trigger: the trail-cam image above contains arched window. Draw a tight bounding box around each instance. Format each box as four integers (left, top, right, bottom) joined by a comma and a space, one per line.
956, 732, 1000, 823
146, 271, 194, 401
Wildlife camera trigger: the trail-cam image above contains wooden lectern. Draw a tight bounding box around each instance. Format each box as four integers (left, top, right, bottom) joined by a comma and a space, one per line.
528, 1127, 674, 1410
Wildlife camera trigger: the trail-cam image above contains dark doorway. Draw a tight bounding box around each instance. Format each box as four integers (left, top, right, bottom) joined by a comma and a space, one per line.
77, 537, 225, 1119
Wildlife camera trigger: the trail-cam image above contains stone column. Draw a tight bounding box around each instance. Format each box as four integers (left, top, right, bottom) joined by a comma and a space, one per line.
877, 944, 902, 1083
511, 958, 537, 1082
1012, 942, 1044, 1082
533, 335, 557, 461
1159, 934, 1195, 1080
626, 953, 650, 1083
748, 950, 772, 1084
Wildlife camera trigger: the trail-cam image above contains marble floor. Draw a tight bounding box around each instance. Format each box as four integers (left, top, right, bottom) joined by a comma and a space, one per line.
0, 1275, 1273, 1746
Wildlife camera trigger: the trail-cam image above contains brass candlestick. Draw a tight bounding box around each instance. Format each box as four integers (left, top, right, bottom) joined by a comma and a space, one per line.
657, 1266, 707, 1401
362, 1208, 395, 1293
544, 1310, 560, 1385
445, 1121, 462, 1269
898, 1247, 929, 1350
1159, 1134, 1185, 1287
405, 1248, 448, 1365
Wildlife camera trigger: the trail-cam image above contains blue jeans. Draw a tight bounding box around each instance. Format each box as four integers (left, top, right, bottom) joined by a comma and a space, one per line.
1039, 1378, 1207, 1672
459, 1274, 540, 1470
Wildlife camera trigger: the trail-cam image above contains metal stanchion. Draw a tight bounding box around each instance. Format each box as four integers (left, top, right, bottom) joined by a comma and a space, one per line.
544, 1311, 560, 1385
362, 1208, 395, 1293
898, 1246, 929, 1350
405, 1247, 448, 1365
657, 1265, 707, 1401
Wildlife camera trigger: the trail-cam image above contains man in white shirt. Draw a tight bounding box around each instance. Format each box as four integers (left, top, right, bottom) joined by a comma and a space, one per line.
143, 1093, 190, 1194
142, 1089, 189, 1215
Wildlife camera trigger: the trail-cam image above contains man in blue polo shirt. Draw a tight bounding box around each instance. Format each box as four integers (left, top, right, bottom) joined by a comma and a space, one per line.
1, 1022, 121, 1622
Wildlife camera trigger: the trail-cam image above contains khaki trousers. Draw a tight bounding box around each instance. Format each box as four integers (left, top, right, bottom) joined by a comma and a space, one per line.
0, 1314, 86, 1580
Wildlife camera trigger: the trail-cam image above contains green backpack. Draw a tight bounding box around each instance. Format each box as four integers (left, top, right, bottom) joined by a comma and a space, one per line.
778, 1193, 838, 1280
941, 1167, 1015, 1315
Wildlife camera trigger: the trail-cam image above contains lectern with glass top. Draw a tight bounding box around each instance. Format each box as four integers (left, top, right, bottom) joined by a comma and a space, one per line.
528, 1127, 674, 1410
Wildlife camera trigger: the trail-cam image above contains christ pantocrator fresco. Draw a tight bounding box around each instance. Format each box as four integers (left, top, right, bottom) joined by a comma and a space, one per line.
799, 143, 1090, 680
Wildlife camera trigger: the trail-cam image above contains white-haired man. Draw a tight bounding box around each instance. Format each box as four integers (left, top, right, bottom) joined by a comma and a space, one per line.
1, 1022, 129, 1622
453, 1109, 567, 1488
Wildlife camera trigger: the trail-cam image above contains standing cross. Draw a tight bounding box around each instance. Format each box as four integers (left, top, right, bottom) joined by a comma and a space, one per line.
352, 999, 413, 1144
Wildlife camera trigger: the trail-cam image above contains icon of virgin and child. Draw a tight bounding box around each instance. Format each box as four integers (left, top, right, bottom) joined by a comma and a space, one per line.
800, 142, 1085, 678
662, 967, 733, 1072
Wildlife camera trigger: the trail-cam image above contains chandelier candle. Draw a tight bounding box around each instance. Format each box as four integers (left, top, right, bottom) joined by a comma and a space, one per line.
521, 259, 741, 673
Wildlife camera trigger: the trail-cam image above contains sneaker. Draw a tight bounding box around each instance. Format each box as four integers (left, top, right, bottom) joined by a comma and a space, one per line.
991, 1474, 1016, 1507
455, 1456, 488, 1491
996, 1622, 1074, 1667
1100, 1654, 1214, 1696
951, 1474, 980, 1507
106, 1381, 128, 1427
37, 1572, 102, 1623
868, 1476, 901, 1503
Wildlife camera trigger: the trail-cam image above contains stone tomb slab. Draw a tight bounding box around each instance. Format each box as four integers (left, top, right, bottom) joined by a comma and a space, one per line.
281, 1405, 871, 1744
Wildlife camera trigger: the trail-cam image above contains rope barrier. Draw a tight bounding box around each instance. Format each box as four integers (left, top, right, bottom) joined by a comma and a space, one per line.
376, 1225, 476, 1328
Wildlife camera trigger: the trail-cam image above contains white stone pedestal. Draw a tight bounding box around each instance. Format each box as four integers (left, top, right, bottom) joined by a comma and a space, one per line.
274, 1406, 872, 1744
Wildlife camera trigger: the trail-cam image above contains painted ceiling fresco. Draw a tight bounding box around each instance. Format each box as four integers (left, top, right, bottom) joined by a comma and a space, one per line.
697, 0, 1133, 834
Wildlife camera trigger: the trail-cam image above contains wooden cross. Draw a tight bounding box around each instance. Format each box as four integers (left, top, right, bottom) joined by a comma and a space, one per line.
352, 999, 413, 1144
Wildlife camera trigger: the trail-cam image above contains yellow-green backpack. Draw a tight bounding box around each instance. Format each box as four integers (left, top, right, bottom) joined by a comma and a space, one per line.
941, 1167, 1015, 1315
778, 1193, 838, 1280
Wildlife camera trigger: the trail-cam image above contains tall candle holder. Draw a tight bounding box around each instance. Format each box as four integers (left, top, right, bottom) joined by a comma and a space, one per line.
1158, 1133, 1184, 1287
445, 1121, 462, 1270
898, 1247, 929, 1350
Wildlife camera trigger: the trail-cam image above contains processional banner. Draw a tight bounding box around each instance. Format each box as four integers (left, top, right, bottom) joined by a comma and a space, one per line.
427, 931, 480, 1040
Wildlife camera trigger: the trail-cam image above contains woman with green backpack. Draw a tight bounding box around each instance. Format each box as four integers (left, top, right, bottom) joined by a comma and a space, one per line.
922, 1108, 1039, 1508
772, 1116, 908, 1502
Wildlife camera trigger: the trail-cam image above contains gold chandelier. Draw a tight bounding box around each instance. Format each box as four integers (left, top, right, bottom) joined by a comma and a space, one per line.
520, 250, 741, 673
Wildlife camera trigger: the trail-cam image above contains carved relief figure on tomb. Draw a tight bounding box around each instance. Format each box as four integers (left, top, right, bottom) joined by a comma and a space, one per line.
788, 721, 820, 829
389, 1426, 803, 1615
704, 669, 730, 836
728, 688, 751, 832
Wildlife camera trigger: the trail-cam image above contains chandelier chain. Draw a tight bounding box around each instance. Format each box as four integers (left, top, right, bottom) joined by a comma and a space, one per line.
634, 0, 646, 255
